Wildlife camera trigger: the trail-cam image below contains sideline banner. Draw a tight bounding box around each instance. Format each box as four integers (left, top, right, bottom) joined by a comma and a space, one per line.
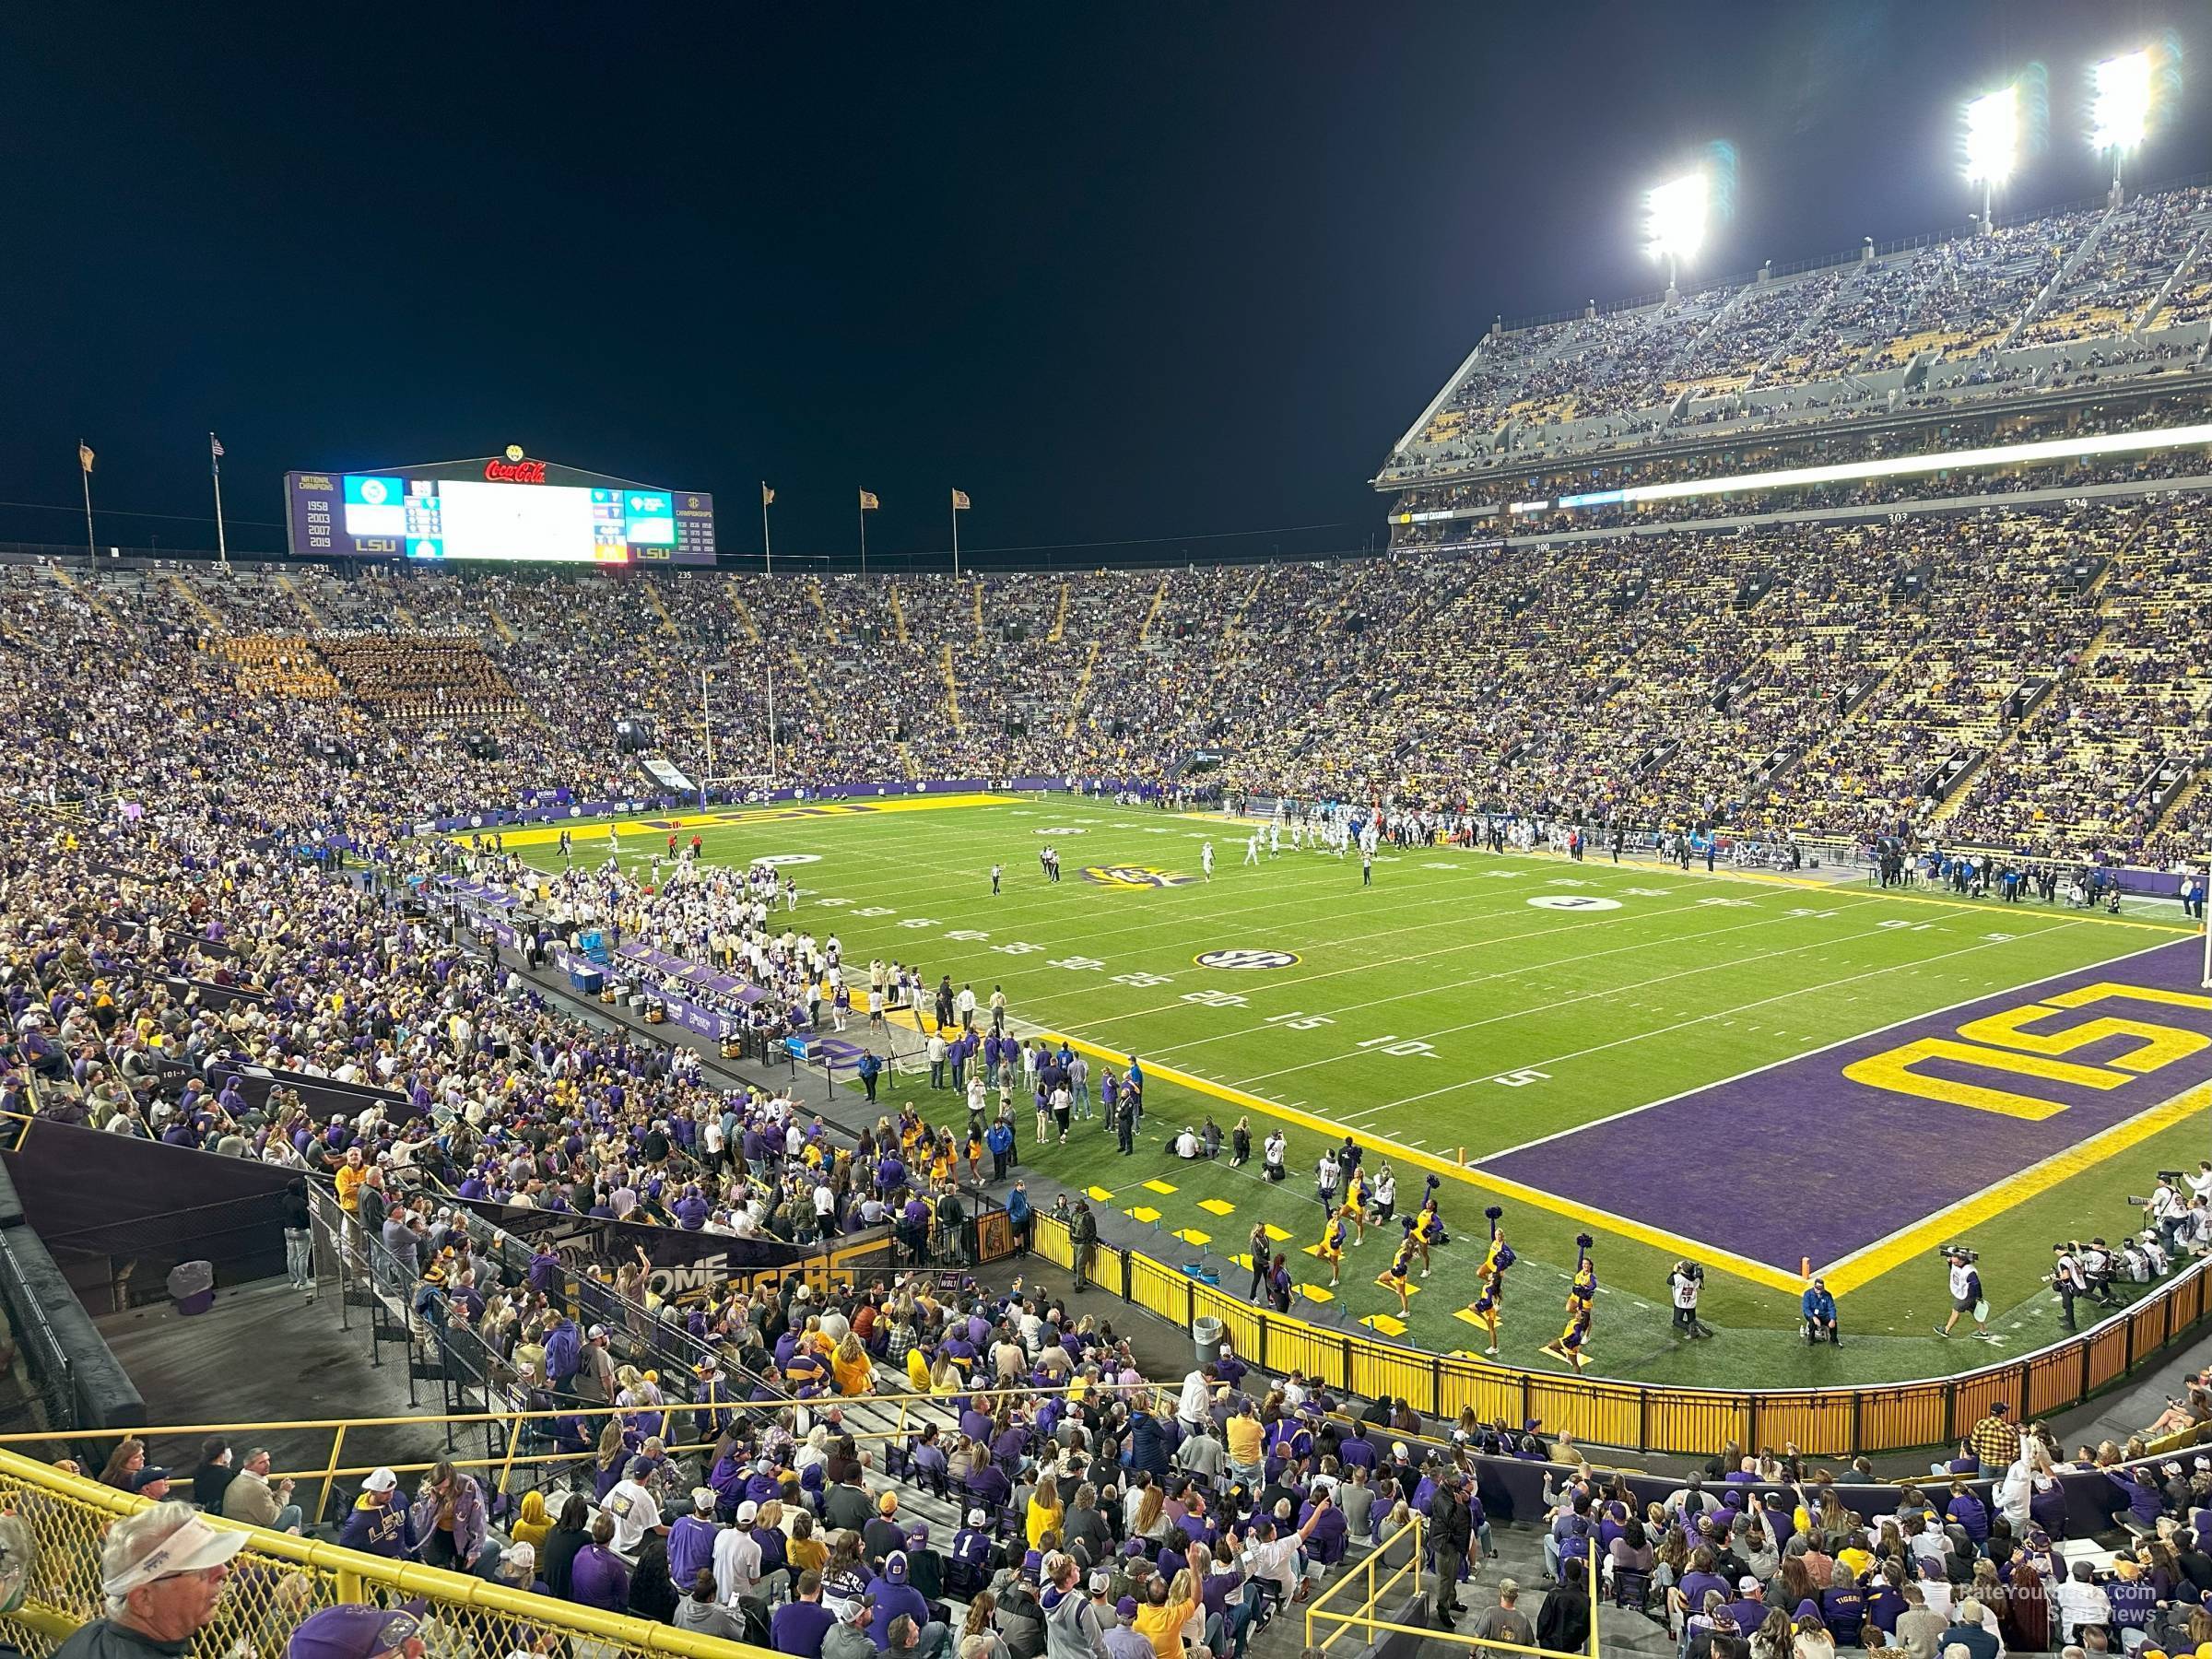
447, 1195, 856, 1298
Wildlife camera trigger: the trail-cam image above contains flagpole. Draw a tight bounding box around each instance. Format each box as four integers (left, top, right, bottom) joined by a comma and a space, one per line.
765, 661, 780, 787
760, 484, 774, 577
211, 434, 229, 571
951, 496, 961, 578
78, 444, 95, 568
858, 498, 868, 576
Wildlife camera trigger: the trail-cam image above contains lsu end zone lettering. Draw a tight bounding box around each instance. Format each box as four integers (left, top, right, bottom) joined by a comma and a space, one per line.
1842, 977, 2212, 1120
1477, 938, 2212, 1292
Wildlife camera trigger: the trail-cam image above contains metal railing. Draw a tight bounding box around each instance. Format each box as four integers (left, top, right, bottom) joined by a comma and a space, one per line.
0, 1229, 75, 1435
0, 1376, 1145, 1536
1306, 1514, 1426, 1653
1306, 1514, 1605, 1659
0, 1447, 766, 1659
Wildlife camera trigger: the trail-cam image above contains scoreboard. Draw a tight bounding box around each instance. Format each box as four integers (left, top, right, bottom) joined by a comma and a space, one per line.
284, 453, 716, 565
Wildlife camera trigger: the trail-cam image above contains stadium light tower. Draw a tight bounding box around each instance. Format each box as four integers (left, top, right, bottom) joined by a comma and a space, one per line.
2089, 49, 2153, 199
1645, 171, 1708, 297
1962, 85, 2018, 234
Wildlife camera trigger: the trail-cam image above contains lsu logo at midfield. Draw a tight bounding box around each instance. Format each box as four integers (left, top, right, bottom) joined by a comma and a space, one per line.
1082, 865, 1194, 889
1195, 948, 1301, 971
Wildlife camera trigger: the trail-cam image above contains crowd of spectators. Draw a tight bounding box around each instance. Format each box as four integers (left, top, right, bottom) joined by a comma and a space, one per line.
8, 530, 2212, 1659
17, 477, 2209, 877
1381, 182, 2212, 488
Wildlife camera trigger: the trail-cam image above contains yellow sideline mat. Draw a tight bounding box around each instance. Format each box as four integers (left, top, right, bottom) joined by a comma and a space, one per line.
468, 793, 1021, 848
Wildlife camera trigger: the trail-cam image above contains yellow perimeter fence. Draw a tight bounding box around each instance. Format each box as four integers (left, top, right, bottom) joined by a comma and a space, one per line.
1030, 1215, 2212, 1457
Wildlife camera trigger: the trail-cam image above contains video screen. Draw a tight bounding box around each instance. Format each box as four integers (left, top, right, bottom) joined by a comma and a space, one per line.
287, 469, 715, 564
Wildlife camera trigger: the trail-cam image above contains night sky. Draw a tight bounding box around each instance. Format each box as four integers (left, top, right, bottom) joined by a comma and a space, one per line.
4, 1, 2206, 569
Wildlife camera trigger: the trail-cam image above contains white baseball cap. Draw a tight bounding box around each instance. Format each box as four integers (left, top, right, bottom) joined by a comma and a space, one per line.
361, 1467, 398, 1494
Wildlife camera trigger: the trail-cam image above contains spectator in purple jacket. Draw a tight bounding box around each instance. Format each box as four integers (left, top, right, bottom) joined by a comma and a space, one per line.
569, 1514, 631, 1611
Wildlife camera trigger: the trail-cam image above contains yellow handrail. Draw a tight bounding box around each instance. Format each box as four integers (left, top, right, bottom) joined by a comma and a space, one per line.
1306, 1515, 1602, 1659
0, 1377, 1136, 1449
1306, 1515, 1423, 1653
0, 1447, 775, 1659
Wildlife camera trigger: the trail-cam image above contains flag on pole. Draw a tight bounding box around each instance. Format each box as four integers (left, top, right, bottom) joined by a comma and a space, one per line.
210, 433, 225, 474
951, 488, 971, 511
77, 441, 94, 476
760, 483, 775, 506
858, 489, 879, 511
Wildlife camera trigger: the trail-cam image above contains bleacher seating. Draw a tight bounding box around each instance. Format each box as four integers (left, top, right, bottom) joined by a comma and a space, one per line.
1381, 182, 2212, 488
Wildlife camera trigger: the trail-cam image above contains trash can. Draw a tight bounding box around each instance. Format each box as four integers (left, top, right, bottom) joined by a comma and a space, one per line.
167, 1261, 215, 1316
1192, 1314, 1223, 1370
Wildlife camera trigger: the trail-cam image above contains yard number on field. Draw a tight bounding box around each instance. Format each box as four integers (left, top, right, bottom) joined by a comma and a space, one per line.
1181, 989, 1249, 1009
1356, 1034, 1437, 1057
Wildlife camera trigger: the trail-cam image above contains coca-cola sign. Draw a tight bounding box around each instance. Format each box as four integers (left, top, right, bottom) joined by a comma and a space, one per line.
483, 457, 547, 484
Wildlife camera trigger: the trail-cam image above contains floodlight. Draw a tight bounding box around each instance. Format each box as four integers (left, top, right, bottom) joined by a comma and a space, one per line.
2089, 50, 2152, 158
1963, 85, 2017, 233
1645, 172, 1708, 282
1963, 87, 2018, 184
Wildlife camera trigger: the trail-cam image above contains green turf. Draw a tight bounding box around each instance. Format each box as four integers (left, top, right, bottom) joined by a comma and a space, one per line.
501, 795, 2204, 1388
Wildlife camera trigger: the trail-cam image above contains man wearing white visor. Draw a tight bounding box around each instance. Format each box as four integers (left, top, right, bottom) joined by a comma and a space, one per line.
55, 1500, 247, 1659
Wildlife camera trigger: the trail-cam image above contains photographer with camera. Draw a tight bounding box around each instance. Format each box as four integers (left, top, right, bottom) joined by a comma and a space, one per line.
1668, 1260, 1710, 1339
1935, 1246, 1990, 1341
2081, 1236, 2119, 1304
2147, 1171, 2187, 1254
2049, 1242, 2088, 1332
1800, 1276, 1839, 1346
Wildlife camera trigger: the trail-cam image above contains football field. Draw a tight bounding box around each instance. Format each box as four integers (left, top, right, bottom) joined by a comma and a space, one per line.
502, 794, 2212, 1389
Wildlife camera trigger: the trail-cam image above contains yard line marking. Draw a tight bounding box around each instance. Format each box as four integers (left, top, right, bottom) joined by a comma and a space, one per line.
1264, 914, 1942, 1096
1817, 1079, 2212, 1293
1007, 1016, 1807, 1294
1352, 923, 2101, 1124
1469, 928, 2174, 1165
1055, 884, 1918, 1028
1144, 891, 1912, 1061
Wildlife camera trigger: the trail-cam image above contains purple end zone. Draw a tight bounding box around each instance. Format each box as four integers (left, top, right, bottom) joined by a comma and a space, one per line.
1478, 939, 2212, 1271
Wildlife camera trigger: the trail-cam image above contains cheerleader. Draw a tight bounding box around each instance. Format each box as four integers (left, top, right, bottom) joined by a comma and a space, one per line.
1339, 1168, 1369, 1246
1541, 1235, 1598, 1371
1479, 1206, 1515, 1305
1317, 1209, 1349, 1287
1415, 1194, 1447, 1278
1466, 1207, 1515, 1356
1570, 1251, 1598, 1334
1466, 1275, 1502, 1357
1382, 1218, 1418, 1314
1540, 1289, 1593, 1372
